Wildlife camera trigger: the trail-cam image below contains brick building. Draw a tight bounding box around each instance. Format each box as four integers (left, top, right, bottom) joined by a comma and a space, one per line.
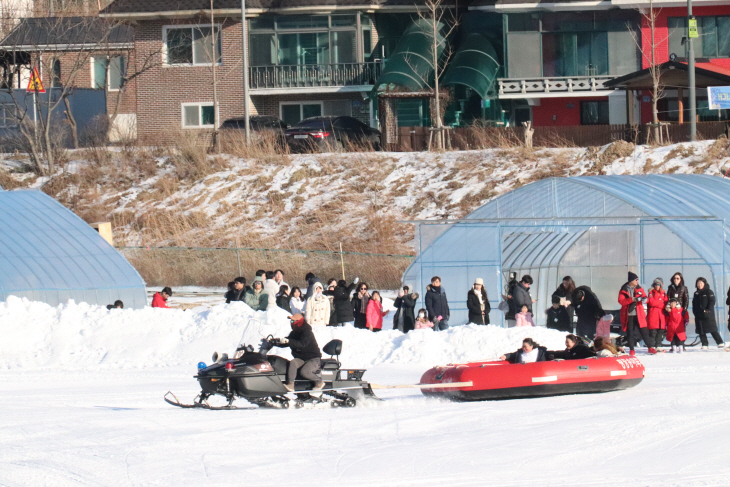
0, 16, 137, 140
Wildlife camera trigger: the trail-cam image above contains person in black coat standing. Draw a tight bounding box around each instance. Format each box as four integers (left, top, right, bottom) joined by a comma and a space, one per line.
467, 278, 490, 325
393, 286, 419, 332
668, 272, 690, 312
508, 275, 534, 327
276, 285, 291, 313
328, 278, 358, 326
352, 282, 370, 329
425, 276, 450, 331
552, 276, 576, 330
275, 314, 323, 392
572, 285, 604, 339
692, 277, 724, 348
546, 295, 571, 332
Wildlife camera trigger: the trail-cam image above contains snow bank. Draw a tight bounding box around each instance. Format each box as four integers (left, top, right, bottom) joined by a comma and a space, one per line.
0, 296, 569, 371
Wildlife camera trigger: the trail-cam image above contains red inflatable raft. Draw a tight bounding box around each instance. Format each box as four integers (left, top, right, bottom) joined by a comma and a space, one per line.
420, 356, 645, 401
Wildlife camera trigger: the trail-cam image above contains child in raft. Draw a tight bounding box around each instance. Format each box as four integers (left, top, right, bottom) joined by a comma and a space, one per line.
666, 298, 687, 353
515, 304, 535, 327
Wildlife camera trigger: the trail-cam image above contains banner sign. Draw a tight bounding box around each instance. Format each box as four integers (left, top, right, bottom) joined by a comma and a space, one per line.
688, 17, 698, 38
707, 87, 730, 110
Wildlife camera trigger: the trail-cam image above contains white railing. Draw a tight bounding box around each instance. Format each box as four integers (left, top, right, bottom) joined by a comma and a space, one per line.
498, 75, 614, 95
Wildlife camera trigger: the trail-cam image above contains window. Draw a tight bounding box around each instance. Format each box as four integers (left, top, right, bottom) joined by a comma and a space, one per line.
668, 16, 730, 58
50, 59, 61, 88
182, 103, 216, 128
580, 101, 609, 125
543, 32, 608, 77
91, 56, 125, 90
280, 102, 322, 126
165, 25, 222, 65
249, 14, 360, 67
0, 104, 17, 128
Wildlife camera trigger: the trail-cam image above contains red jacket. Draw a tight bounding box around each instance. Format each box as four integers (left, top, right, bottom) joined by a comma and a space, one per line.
151, 292, 170, 309
646, 289, 668, 329
618, 284, 647, 331
665, 307, 687, 342
366, 300, 388, 330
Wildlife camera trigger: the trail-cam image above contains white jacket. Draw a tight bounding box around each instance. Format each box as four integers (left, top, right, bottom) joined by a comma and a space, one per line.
305, 294, 331, 327
264, 279, 279, 309
290, 297, 305, 315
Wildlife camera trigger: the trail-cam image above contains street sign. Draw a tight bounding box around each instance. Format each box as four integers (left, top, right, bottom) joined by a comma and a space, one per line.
688, 17, 698, 39
26, 68, 45, 93
707, 86, 730, 110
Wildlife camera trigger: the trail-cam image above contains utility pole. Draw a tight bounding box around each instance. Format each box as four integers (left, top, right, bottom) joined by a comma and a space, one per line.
688, 0, 697, 141
241, 0, 250, 142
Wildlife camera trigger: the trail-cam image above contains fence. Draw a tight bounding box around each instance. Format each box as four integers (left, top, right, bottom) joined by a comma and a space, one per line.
118, 246, 414, 290
384, 121, 730, 151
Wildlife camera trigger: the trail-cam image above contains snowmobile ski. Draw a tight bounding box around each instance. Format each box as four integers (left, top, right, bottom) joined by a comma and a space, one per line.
286, 385, 365, 394
164, 391, 256, 410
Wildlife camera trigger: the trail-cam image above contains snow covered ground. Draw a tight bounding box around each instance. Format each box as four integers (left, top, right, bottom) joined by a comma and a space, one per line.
2, 298, 730, 486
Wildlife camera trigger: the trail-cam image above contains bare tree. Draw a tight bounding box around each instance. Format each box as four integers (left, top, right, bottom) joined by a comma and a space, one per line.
1, 16, 122, 174
402, 0, 459, 150
629, 0, 666, 143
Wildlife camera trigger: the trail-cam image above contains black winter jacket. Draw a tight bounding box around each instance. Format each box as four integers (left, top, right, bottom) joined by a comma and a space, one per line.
546, 306, 571, 332
551, 285, 575, 324
504, 346, 548, 364
276, 294, 291, 313
330, 282, 357, 323
549, 344, 596, 360
511, 282, 533, 314
425, 285, 450, 321
286, 323, 321, 361
505, 279, 518, 320
393, 293, 419, 332
668, 283, 690, 312
224, 288, 247, 304
572, 286, 604, 325
466, 289, 490, 325
693, 287, 718, 333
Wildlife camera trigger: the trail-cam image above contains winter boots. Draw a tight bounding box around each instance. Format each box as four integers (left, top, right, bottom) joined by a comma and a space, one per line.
283, 382, 295, 392
648, 347, 657, 354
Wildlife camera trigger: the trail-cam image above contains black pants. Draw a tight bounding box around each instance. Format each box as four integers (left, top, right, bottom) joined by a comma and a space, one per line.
649, 329, 665, 347
627, 316, 653, 350
576, 320, 596, 339
671, 335, 685, 346
286, 357, 321, 384
698, 330, 724, 346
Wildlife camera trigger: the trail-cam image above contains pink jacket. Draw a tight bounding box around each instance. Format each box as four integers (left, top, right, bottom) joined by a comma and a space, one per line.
515, 311, 534, 327
415, 319, 434, 329
366, 300, 388, 330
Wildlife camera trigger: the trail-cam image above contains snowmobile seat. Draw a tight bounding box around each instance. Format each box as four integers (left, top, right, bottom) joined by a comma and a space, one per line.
319, 358, 340, 369
323, 339, 342, 356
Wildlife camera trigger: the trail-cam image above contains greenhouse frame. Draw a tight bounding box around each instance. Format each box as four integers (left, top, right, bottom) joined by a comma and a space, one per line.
403, 175, 730, 338
0, 189, 147, 308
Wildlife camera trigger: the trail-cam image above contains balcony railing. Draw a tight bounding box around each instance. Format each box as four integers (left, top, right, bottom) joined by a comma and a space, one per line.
249, 62, 383, 90
498, 75, 615, 96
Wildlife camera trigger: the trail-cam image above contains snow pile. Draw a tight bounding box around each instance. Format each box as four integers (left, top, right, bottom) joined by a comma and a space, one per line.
0, 296, 568, 371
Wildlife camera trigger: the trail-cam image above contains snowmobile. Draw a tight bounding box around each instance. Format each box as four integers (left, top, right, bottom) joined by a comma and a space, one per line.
165, 319, 378, 410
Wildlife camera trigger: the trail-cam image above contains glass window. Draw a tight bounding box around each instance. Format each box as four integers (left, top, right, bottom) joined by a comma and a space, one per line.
167, 28, 193, 64
276, 15, 328, 30
183, 103, 215, 127
92, 57, 107, 89
580, 101, 609, 125
702, 17, 718, 57
302, 103, 322, 119
543, 32, 607, 77
718, 17, 730, 56
331, 15, 357, 27
281, 104, 301, 126
250, 17, 274, 30
166, 26, 221, 65
51, 59, 61, 88
508, 13, 539, 32
331, 30, 355, 64
542, 12, 594, 32
109, 56, 125, 90
362, 29, 372, 57
250, 33, 275, 65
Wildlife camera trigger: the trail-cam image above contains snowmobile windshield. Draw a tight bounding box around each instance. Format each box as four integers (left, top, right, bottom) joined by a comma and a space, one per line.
236, 318, 267, 353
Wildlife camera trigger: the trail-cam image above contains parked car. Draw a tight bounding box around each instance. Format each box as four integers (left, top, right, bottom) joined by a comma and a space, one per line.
285, 116, 381, 152
220, 116, 287, 147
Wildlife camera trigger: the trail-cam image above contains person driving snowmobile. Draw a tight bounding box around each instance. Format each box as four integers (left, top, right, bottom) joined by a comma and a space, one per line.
273, 314, 324, 393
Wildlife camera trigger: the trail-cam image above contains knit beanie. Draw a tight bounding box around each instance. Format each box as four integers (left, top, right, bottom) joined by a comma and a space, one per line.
628, 272, 639, 282
652, 277, 664, 287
